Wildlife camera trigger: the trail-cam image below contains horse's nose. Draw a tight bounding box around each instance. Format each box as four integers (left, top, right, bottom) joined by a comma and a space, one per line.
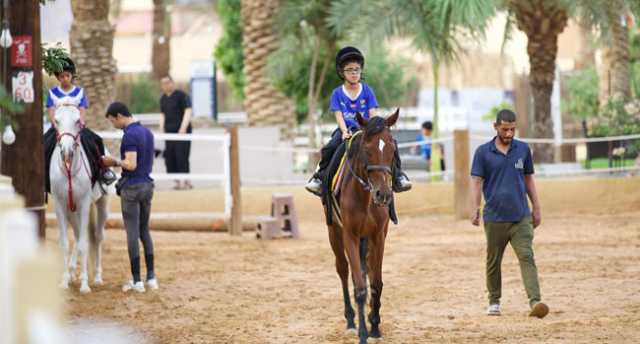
374, 190, 392, 207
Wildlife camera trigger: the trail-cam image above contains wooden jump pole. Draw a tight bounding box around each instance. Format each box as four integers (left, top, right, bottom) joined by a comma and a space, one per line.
227, 126, 242, 236
453, 129, 472, 220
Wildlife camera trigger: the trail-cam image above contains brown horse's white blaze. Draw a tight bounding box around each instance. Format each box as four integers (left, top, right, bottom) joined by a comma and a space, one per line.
326, 109, 399, 343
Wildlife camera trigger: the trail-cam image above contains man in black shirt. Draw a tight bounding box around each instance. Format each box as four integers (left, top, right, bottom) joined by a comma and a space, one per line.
159, 75, 193, 190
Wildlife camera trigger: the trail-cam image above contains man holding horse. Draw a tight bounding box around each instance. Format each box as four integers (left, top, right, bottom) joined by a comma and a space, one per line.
103, 102, 158, 293
305, 46, 411, 196
470, 109, 549, 318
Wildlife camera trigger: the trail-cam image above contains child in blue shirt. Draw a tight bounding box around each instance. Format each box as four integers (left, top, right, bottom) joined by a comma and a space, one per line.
305, 46, 411, 195
43, 57, 116, 192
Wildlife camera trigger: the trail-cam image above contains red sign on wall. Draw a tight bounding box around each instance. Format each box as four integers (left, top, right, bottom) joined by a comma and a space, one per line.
11, 36, 32, 67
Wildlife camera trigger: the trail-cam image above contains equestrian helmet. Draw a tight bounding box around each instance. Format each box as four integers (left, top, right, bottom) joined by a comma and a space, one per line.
335, 46, 364, 79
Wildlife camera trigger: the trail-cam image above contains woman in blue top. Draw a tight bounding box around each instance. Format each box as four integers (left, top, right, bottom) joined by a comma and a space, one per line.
305, 46, 411, 195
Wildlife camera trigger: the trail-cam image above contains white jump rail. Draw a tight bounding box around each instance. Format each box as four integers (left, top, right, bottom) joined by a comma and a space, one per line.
96, 131, 233, 217
470, 133, 640, 145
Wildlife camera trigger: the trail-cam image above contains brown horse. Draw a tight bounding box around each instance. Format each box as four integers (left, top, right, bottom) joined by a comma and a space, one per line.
326, 110, 399, 343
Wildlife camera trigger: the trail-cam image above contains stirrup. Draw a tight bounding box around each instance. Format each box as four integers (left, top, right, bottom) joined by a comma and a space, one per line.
102, 169, 117, 185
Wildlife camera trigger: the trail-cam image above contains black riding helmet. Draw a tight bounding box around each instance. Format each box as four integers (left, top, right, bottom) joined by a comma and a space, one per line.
54, 57, 76, 78
335, 46, 364, 79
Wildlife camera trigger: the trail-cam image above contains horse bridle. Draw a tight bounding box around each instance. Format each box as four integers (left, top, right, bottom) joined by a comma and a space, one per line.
56, 130, 80, 149
346, 136, 393, 192
55, 128, 87, 212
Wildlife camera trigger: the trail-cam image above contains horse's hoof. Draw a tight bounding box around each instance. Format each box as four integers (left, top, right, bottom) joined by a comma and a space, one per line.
93, 277, 104, 286
345, 328, 357, 336
369, 328, 382, 339
79, 284, 91, 294
59, 281, 69, 289
369, 333, 382, 343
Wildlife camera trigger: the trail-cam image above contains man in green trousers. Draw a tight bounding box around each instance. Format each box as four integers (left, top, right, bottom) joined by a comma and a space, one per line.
470, 109, 549, 318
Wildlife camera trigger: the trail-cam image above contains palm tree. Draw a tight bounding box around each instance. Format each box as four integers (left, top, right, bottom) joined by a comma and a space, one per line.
577, 0, 637, 104
507, 0, 569, 162
269, 0, 336, 148
241, 0, 296, 140
69, 0, 117, 132
152, 0, 171, 80
329, 0, 495, 172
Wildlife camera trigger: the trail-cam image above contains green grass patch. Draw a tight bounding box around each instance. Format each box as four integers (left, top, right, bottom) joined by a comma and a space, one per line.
581, 158, 637, 169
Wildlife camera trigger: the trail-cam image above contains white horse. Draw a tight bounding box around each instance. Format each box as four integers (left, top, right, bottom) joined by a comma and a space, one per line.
50, 106, 111, 293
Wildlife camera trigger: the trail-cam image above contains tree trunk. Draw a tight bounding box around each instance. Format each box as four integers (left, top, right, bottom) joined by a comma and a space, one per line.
152, 0, 171, 81
431, 61, 441, 177
0, 0, 46, 237
307, 40, 319, 149
241, 0, 296, 140
599, 3, 631, 104
70, 0, 117, 135
575, 20, 596, 70
511, 0, 568, 163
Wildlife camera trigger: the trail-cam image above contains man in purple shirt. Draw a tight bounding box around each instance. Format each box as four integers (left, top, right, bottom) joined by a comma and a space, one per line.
103, 102, 158, 293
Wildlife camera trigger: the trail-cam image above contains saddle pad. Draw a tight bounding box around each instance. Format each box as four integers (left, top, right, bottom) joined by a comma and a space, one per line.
330, 131, 362, 195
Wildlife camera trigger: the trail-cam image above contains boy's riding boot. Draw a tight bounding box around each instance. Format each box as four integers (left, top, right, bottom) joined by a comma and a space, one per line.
305, 172, 323, 197
392, 169, 412, 193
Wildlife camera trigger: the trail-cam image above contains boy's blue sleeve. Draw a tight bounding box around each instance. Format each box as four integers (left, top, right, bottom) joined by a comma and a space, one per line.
45, 90, 54, 108
470, 147, 485, 178
79, 93, 89, 109
367, 85, 379, 108
329, 89, 341, 112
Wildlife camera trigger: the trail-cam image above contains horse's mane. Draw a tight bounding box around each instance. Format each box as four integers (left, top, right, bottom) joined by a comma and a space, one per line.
347, 116, 387, 160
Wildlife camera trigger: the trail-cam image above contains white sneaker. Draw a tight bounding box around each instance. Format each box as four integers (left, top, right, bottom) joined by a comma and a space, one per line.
305, 177, 322, 196
146, 278, 159, 290
122, 280, 145, 293
486, 304, 501, 316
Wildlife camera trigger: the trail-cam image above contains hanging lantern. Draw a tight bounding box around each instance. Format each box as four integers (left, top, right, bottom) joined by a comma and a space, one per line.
2, 125, 15, 145
0, 23, 12, 48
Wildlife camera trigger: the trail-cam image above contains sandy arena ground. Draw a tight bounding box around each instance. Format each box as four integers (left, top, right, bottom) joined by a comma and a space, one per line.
44, 179, 640, 344
50, 215, 640, 343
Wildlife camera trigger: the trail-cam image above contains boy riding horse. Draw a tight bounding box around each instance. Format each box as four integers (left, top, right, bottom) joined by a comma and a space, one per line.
305, 46, 411, 196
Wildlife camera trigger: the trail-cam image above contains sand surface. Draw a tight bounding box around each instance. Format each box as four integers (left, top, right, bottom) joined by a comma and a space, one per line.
49, 210, 640, 343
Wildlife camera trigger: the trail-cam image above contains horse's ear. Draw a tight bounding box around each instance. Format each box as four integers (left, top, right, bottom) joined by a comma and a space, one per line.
356, 112, 368, 128
385, 108, 399, 127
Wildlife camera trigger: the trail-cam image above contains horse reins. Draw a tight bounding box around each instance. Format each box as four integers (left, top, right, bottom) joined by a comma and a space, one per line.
345, 134, 393, 193
56, 130, 91, 212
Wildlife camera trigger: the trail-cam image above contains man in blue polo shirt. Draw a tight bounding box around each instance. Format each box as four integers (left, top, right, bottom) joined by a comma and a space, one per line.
102, 102, 158, 293
470, 109, 548, 318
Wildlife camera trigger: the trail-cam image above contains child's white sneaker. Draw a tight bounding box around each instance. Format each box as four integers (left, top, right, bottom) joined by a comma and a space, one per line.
122, 280, 145, 293
146, 278, 159, 290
